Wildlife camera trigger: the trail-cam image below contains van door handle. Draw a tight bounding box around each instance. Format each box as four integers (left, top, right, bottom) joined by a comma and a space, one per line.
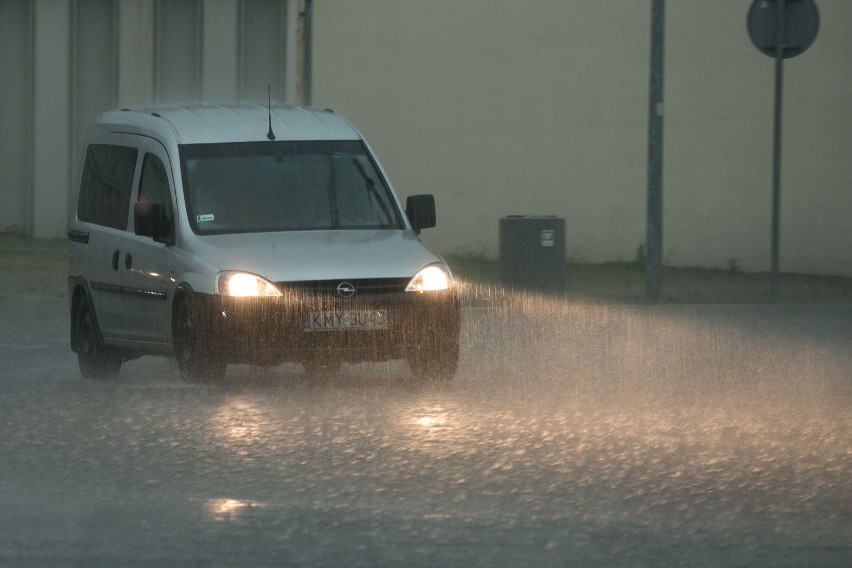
124, 253, 133, 270
112, 250, 120, 271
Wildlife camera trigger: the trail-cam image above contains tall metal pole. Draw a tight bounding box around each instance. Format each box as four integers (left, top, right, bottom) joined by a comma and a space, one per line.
770, 0, 786, 296
646, 0, 665, 299
303, 0, 314, 106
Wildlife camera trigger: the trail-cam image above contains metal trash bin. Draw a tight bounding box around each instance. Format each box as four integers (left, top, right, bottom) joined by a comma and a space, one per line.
499, 216, 566, 294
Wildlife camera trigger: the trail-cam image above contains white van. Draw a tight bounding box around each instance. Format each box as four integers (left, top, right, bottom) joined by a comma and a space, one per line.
67, 104, 459, 383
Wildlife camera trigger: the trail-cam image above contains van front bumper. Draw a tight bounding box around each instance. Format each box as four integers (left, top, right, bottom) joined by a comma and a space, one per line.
192, 289, 460, 365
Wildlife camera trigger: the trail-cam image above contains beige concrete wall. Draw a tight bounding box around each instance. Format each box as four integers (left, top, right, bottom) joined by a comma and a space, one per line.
0, 0, 33, 235
118, 0, 155, 106
311, 0, 852, 276
32, 0, 72, 240
203, 0, 239, 101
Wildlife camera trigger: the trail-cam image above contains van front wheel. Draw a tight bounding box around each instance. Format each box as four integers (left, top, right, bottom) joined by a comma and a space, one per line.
174, 297, 226, 383
76, 295, 122, 378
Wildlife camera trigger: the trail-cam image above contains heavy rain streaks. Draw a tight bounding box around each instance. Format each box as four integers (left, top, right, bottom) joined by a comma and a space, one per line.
1, 295, 850, 567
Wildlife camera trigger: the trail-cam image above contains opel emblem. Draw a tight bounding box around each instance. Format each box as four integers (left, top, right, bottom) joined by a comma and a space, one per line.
336, 281, 356, 298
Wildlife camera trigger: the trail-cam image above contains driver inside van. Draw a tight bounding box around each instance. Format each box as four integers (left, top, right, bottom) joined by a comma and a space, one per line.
136, 154, 174, 238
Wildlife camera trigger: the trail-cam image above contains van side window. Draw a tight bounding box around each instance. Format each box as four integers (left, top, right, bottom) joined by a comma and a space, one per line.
78, 144, 138, 230
136, 154, 174, 239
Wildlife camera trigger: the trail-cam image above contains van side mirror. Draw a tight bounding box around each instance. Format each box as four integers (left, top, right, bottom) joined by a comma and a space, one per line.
134, 202, 174, 245
406, 194, 436, 233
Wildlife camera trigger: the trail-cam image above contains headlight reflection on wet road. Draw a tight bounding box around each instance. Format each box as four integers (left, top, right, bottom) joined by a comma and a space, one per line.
210, 397, 267, 451
203, 498, 265, 522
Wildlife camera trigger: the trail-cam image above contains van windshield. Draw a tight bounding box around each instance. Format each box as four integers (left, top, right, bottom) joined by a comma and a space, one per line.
180, 140, 405, 234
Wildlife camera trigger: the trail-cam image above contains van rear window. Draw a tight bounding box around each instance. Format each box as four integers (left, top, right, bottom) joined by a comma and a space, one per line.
78, 144, 138, 230
180, 140, 404, 234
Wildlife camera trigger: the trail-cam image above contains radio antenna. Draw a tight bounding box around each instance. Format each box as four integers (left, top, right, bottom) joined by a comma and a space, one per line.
266, 84, 276, 141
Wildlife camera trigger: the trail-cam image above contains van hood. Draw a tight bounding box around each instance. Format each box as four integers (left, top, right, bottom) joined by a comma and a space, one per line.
186, 230, 444, 282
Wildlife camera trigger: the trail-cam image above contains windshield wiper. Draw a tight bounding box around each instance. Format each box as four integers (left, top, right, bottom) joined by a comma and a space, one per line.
352, 158, 393, 227
326, 154, 340, 228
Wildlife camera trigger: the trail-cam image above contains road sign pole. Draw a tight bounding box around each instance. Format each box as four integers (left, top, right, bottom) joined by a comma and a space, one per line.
770, 0, 786, 297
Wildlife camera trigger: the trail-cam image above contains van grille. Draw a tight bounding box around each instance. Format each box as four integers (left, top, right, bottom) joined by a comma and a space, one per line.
275, 278, 410, 297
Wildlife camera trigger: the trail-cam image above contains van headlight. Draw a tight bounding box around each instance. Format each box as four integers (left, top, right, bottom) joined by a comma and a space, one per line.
217, 272, 282, 297
406, 264, 452, 293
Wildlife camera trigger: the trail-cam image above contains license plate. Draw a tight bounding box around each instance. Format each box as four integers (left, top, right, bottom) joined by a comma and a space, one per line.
303, 309, 388, 332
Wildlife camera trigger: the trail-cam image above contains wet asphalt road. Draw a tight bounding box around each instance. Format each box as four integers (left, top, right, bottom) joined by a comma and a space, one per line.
1, 295, 850, 567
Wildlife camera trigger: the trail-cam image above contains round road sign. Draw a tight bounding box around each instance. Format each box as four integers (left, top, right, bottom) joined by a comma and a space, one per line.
747, 0, 819, 59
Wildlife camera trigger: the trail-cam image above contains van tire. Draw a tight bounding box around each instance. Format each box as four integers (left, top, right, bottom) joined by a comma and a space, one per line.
76, 295, 122, 378
174, 297, 226, 383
